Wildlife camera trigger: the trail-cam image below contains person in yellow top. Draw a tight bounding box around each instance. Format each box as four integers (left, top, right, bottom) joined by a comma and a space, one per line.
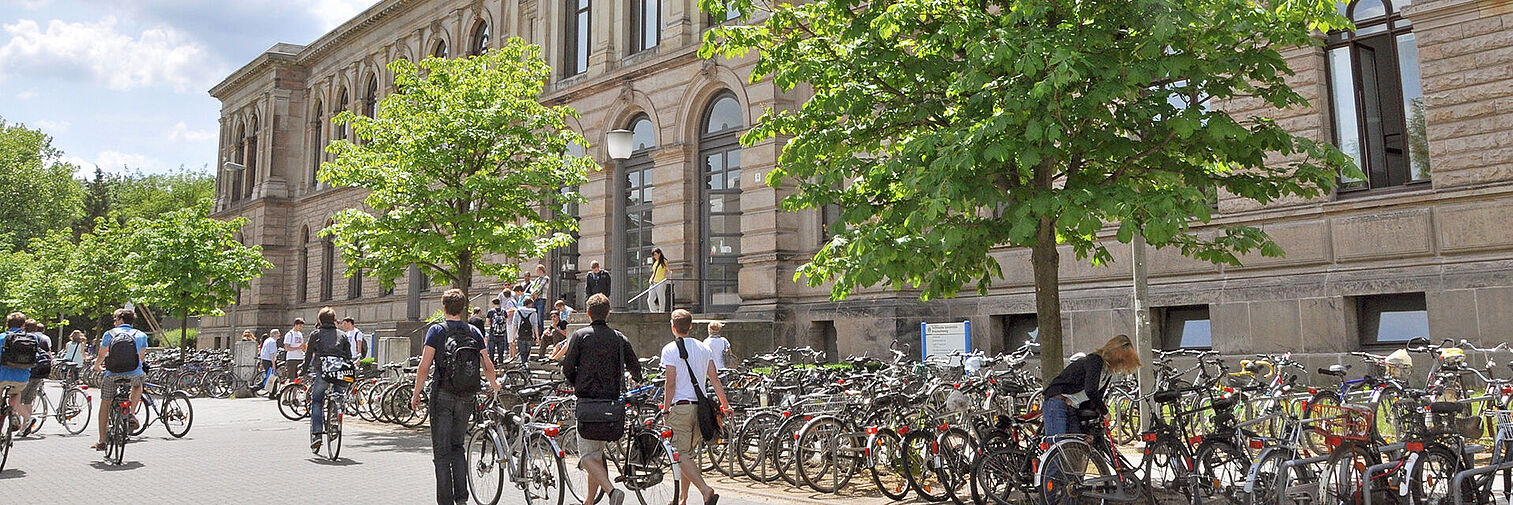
648, 248, 671, 313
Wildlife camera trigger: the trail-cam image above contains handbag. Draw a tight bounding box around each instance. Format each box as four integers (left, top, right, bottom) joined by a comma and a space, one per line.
675, 338, 724, 441
575, 331, 627, 441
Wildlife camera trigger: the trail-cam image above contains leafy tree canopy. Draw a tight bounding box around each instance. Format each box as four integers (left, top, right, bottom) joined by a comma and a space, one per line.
702, 0, 1356, 377
321, 39, 596, 298
0, 117, 84, 251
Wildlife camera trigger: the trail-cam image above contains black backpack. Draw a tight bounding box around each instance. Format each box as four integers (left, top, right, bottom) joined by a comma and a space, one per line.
104, 329, 142, 373
31, 335, 52, 378
1, 330, 38, 369
437, 323, 483, 394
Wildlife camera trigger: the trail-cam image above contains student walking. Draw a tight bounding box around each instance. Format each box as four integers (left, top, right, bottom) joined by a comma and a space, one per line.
561, 294, 644, 505
485, 298, 509, 366
660, 309, 732, 505
584, 260, 611, 300
411, 289, 501, 505
704, 321, 731, 370
284, 318, 307, 378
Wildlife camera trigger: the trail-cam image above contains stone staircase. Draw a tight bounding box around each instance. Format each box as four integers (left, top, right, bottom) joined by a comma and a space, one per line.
566, 311, 774, 361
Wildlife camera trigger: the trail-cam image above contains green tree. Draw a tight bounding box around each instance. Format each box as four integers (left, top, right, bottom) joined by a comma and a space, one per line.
11, 230, 77, 329
110, 167, 215, 224
702, 0, 1355, 379
127, 200, 271, 349
78, 166, 117, 236
0, 118, 84, 251
0, 249, 31, 313
321, 39, 595, 299
69, 218, 138, 335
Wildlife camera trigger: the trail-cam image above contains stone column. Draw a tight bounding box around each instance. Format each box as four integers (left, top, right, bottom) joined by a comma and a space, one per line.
648, 144, 696, 309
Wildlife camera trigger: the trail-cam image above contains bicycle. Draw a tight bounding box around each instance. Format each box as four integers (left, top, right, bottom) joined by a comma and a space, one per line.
1036, 406, 1155, 505
102, 378, 133, 465
316, 372, 354, 461
20, 365, 93, 436
467, 382, 569, 505
128, 381, 194, 438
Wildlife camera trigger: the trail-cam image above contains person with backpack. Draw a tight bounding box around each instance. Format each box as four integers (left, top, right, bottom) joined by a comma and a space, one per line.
410, 288, 501, 505
660, 309, 733, 505
92, 308, 148, 451
560, 294, 644, 505
514, 296, 539, 364
485, 298, 509, 366
0, 312, 36, 434
17, 319, 52, 432
304, 307, 352, 452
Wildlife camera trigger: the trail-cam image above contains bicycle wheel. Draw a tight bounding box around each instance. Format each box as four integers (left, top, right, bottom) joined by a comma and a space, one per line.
278, 384, 308, 421
735, 412, 782, 482
131, 393, 155, 436
0, 409, 12, 472
771, 414, 808, 486
796, 416, 859, 493
623, 431, 677, 505
1319, 442, 1374, 505
1410, 444, 1465, 505
901, 429, 949, 502
1038, 438, 1109, 505
58, 387, 92, 435
106, 407, 127, 465
161, 391, 194, 438
524, 432, 567, 505
22, 389, 49, 436
1371, 384, 1404, 445
323, 399, 342, 461
467, 427, 505, 505
1247, 448, 1307, 505
1109, 388, 1141, 444
972, 445, 1030, 505
205, 371, 235, 399
867, 428, 912, 500
938, 427, 977, 505
1142, 436, 1193, 499
1195, 440, 1249, 504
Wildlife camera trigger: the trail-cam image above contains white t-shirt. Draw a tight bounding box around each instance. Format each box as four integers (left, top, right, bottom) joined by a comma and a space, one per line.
258, 337, 278, 361
345, 329, 363, 359
660, 337, 714, 403
704, 335, 730, 370
284, 330, 305, 360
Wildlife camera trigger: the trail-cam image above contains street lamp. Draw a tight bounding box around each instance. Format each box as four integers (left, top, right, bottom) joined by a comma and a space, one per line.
606, 129, 634, 160
223, 161, 246, 172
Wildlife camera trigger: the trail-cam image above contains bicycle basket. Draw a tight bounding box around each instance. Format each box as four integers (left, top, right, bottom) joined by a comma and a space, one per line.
493, 389, 521, 411
1313, 403, 1374, 445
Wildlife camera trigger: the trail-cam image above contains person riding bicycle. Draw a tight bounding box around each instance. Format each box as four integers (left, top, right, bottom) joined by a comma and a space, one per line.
92, 308, 148, 451
18, 319, 52, 433
0, 313, 35, 434
1040, 334, 1141, 439
303, 307, 352, 453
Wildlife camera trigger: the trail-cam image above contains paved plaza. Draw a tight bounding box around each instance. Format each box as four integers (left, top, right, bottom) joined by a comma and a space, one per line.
1, 383, 892, 505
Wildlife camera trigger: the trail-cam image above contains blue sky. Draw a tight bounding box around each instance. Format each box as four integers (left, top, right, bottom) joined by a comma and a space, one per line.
0, 0, 377, 176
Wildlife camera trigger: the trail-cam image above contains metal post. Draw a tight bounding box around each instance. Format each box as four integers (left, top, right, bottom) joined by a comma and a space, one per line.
1132, 233, 1156, 431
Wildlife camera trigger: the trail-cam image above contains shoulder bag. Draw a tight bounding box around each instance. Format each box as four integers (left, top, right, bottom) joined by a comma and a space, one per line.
675, 338, 723, 441
575, 330, 627, 441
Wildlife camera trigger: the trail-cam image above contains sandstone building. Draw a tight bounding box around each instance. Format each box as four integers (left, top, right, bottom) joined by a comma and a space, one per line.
207, 0, 1513, 363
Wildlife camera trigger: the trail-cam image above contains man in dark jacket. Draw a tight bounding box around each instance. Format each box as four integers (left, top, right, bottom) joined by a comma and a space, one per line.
561, 293, 642, 505
304, 306, 351, 452
584, 260, 611, 300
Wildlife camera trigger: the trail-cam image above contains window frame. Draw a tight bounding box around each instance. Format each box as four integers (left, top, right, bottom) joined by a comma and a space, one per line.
1158, 304, 1213, 350
699, 92, 745, 312
1357, 292, 1429, 348
564, 0, 591, 76
470, 20, 490, 56
630, 0, 660, 54
309, 99, 324, 188
1326, 0, 1429, 193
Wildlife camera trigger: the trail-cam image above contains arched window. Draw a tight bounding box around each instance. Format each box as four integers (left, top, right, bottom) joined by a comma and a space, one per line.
631, 0, 660, 53
347, 247, 363, 299
564, 0, 591, 76
298, 227, 310, 303
244, 115, 259, 199
310, 99, 324, 188
231, 123, 246, 201
362, 75, 378, 117
470, 21, 490, 55
320, 232, 335, 301
432, 40, 448, 58
334, 88, 349, 142
1328, 0, 1428, 191
621, 114, 657, 302
699, 93, 743, 311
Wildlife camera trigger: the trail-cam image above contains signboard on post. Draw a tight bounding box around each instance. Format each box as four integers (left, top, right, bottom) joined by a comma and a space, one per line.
921, 320, 971, 361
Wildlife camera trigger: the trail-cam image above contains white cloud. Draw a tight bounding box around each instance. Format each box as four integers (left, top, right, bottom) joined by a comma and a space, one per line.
166, 121, 214, 142
15, 0, 52, 9
0, 17, 225, 92
308, 1, 377, 31
63, 151, 161, 174
30, 119, 69, 133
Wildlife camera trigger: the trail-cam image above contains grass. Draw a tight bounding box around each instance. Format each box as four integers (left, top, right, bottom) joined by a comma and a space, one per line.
152, 328, 199, 347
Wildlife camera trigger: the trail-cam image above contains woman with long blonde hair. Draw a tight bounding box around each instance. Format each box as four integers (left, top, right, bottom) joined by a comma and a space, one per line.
1040, 334, 1141, 437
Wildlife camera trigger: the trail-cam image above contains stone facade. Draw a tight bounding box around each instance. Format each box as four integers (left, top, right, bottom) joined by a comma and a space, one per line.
207, 0, 1513, 364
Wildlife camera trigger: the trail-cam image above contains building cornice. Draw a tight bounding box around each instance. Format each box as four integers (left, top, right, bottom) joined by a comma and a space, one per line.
296, 0, 421, 64
209, 45, 303, 99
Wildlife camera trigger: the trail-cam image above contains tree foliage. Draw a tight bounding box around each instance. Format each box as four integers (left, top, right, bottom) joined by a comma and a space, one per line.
127, 200, 271, 347
0, 118, 84, 251
69, 218, 138, 334
321, 39, 595, 299
701, 0, 1356, 378
10, 229, 77, 323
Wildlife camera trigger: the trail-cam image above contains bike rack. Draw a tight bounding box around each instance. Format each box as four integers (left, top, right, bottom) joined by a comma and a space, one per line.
1451, 459, 1513, 505
1362, 461, 1402, 505
1277, 454, 1332, 504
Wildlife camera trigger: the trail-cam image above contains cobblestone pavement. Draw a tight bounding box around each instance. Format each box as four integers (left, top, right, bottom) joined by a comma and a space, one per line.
1, 383, 896, 505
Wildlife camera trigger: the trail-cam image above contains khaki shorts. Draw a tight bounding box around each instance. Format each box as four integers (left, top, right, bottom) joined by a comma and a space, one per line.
0, 380, 26, 397
576, 433, 608, 466
19, 378, 44, 404
667, 403, 702, 455
101, 375, 146, 404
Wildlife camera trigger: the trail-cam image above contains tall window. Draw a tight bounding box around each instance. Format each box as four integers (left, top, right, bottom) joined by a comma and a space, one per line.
231, 124, 245, 200
622, 115, 656, 303
565, 0, 591, 76
700, 93, 744, 311
334, 88, 349, 142
298, 228, 310, 303
433, 40, 448, 58
1328, 0, 1429, 191
1160, 305, 1212, 350
243, 115, 258, 199
470, 21, 490, 55
631, 0, 660, 53
320, 235, 335, 301
348, 249, 363, 299
362, 76, 378, 117
310, 99, 323, 187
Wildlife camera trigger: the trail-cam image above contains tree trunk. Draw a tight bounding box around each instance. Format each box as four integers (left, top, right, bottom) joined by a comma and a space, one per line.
182, 309, 190, 351
1031, 215, 1065, 384
455, 250, 473, 300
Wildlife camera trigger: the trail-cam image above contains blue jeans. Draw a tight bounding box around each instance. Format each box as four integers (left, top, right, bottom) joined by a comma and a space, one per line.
1042, 397, 1082, 440
488, 335, 507, 366
533, 299, 547, 334
429, 388, 474, 505
516, 338, 535, 364
309, 376, 347, 435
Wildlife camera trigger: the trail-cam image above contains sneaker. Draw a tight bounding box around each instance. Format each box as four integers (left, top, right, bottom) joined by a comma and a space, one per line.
310, 434, 323, 452
608, 488, 625, 505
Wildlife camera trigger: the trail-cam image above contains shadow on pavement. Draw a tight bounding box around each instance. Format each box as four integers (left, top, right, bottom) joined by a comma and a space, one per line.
341, 428, 433, 454
308, 457, 364, 466
88, 461, 145, 471
0, 468, 28, 479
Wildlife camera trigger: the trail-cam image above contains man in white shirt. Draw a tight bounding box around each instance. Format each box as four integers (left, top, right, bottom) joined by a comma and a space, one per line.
257, 332, 279, 392
340, 317, 365, 360
660, 309, 732, 505
284, 318, 307, 379
704, 321, 731, 370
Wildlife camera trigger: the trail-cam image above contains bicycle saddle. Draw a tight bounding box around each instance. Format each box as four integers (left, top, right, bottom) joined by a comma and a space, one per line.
1211, 397, 1237, 412
1429, 401, 1464, 415
1317, 364, 1349, 376
1153, 390, 1183, 404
